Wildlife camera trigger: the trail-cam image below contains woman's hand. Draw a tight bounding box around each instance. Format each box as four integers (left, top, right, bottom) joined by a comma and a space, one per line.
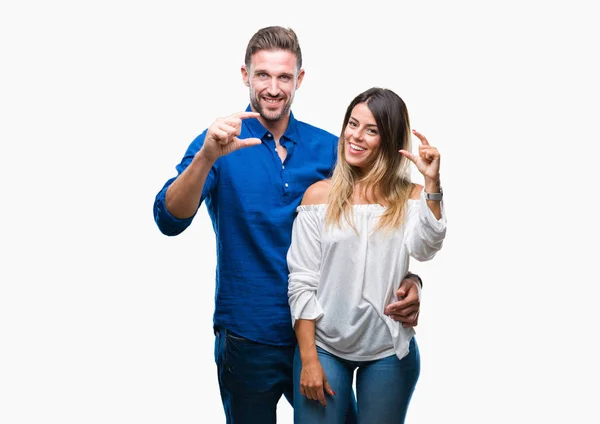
299, 358, 335, 406
399, 129, 441, 184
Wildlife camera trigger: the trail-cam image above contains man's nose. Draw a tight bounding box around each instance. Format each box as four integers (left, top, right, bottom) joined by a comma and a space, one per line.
267, 78, 279, 96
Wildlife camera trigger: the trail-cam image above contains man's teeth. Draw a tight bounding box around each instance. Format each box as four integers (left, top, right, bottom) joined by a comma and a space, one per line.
350, 143, 366, 151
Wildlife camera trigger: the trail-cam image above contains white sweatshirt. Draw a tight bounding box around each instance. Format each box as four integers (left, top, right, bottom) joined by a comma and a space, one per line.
287, 191, 447, 361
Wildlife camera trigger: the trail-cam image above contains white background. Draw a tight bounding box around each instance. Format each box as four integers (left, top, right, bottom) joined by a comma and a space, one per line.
1, 0, 599, 423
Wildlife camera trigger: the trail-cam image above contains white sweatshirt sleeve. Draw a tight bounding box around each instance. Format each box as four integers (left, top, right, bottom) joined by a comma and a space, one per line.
404, 190, 447, 261
287, 206, 325, 328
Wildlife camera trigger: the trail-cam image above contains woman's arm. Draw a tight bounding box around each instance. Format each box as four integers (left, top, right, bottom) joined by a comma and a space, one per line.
294, 319, 334, 406
287, 180, 334, 406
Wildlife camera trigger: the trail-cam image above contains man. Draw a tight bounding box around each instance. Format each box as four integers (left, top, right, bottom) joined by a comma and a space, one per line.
153, 26, 422, 424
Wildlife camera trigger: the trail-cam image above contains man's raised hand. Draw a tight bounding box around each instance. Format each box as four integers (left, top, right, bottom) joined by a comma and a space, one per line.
200, 111, 262, 162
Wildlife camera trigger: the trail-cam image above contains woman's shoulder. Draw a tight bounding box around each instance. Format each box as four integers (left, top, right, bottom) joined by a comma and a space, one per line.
301, 179, 330, 205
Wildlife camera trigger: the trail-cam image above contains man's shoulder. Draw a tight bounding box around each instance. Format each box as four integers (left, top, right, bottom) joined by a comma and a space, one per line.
294, 119, 337, 141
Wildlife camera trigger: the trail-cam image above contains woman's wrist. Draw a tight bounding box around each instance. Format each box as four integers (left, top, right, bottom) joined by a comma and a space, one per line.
424, 177, 441, 193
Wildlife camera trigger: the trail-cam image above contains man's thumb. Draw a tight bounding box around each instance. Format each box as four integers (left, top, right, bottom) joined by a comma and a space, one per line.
396, 287, 406, 299
235, 136, 262, 148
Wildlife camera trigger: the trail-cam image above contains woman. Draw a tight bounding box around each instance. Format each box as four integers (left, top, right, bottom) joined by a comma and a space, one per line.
287, 87, 446, 423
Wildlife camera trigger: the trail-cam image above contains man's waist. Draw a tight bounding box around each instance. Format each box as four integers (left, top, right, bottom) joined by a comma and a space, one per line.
213, 314, 296, 347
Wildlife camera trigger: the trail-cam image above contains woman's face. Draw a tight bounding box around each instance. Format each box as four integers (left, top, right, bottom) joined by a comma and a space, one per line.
343, 102, 382, 172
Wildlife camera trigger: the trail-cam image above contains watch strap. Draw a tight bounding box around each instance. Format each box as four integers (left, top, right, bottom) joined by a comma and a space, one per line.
424, 187, 443, 201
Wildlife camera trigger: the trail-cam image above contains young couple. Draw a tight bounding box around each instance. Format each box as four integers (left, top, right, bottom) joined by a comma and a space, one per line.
154, 26, 446, 424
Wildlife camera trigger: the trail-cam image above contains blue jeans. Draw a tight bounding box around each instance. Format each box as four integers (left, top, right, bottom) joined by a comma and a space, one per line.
214, 327, 358, 424
293, 338, 420, 424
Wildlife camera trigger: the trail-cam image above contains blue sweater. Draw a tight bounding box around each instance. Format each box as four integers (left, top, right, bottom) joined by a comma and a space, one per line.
154, 107, 338, 346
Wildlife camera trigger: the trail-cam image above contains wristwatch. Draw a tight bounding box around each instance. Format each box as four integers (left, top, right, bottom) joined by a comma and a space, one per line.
424, 187, 443, 201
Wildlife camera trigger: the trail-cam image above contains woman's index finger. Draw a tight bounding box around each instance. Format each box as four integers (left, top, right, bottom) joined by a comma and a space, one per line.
412, 129, 430, 146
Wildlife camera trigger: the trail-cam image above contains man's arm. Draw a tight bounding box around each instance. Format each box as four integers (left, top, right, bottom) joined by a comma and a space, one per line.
167, 111, 261, 218
153, 111, 261, 236
405, 272, 423, 289
164, 148, 215, 220
153, 134, 216, 236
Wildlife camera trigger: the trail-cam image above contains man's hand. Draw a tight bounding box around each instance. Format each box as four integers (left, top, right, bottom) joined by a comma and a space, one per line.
384, 276, 421, 328
200, 111, 262, 162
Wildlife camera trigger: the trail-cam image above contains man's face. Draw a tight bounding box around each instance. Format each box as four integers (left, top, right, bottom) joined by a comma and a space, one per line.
242, 49, 305, 122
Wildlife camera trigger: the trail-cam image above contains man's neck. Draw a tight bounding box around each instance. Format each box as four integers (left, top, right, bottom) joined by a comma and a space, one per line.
258, 115, 290, 142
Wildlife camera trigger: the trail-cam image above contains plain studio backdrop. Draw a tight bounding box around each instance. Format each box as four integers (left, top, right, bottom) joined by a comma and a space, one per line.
1, 1, 599, 423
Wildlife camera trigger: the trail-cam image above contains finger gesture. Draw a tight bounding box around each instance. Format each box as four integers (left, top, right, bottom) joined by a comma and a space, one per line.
399, 129, 441, 182
201, 111, 262, 162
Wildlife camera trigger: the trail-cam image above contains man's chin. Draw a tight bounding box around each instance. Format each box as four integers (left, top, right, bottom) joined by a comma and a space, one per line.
260, 109, 285, 122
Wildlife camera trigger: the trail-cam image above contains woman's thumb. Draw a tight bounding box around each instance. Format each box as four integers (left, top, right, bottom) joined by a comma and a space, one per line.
324, 380, 335, 396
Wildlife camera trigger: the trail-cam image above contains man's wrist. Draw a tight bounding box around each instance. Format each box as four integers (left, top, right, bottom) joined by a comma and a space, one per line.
195, 145, 218, 165
405, 272, 423, 289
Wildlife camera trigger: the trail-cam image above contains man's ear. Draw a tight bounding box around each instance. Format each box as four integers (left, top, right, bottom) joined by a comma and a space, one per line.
295, 68, 305, 89
241, 66, 250, 87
